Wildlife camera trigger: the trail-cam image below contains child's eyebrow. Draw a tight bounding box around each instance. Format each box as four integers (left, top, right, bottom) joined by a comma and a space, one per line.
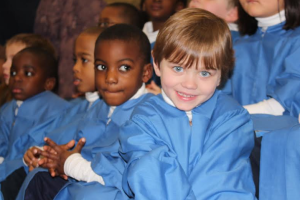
78, 52, 92, 57
94, 58, 107, 64
117, 58, 134, 63
23, 65, 36, 70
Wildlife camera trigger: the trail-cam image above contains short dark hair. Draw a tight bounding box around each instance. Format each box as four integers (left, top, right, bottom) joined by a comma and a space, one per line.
17, 46, 59, 91
106, 3, 143, 29
238, 0, 300, 36
153, 8, 234, 88
96, 24, 151, 64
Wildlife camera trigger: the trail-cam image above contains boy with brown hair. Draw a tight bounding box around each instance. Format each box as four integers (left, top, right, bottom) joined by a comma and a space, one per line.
119, 8, 256, 199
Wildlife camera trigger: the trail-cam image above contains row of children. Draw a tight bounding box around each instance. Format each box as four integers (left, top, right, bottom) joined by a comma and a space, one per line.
0, 0, 300, 199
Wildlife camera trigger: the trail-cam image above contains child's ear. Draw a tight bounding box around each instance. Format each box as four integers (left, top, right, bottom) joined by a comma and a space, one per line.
175, 1, 184, 12
142, 63, 153, 83
44, 77, 56, 91
225, 6, 238, 23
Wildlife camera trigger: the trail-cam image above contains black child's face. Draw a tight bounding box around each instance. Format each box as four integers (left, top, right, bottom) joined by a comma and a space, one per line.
94, 40, 147, 106
9, 52, 47, 100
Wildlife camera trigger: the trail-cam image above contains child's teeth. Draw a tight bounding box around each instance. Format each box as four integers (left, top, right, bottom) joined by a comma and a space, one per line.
178, 92, 194, 98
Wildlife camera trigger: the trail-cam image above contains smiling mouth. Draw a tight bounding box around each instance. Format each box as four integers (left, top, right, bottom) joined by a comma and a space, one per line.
177, 91, 196, 98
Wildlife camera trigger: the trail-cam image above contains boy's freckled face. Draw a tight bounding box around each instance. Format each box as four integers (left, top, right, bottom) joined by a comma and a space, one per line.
98, 7, 127, 28
73, 33, 97, 93
3, 43, 27, 85
9, 52, 47, 101
154, 59, 221, 111
144, 0, 178, 21
94, 40, 145, 106
188, 0, 230, 20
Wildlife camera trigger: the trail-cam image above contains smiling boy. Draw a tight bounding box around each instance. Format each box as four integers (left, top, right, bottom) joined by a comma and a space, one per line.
119, 8, 256, 199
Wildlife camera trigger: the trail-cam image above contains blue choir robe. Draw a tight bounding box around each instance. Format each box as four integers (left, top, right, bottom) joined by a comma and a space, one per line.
259, 122, 300, 200
0, 91, 70, 182
119, 90, 256, 200
223, 22, 300, 117
231, 30, 240, 43
16, 93, 153, 200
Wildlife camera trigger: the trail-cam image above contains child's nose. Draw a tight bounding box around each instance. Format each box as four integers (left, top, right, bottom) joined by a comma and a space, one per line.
105, 69, 118, 84
181, 74, 197, 89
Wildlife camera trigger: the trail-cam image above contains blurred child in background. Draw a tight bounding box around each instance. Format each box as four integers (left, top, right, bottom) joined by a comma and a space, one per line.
0, 26, 103, 200
0, 46, 70, 199
98, 2, 144, 29
0, 34, 56, 107
189, 0, 240, 42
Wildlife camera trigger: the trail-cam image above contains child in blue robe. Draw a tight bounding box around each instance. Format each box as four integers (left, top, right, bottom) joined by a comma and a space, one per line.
0, 47, 70, 196
17, 24, 153, 200
0, 27, 103, 200
223, 0, 300, 117
119, 8, 256, 200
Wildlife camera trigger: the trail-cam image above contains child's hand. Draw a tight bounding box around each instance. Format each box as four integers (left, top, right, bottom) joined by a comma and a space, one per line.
38, 137, 86, 180
23, 147, 42, 171
146, 80, 161, 95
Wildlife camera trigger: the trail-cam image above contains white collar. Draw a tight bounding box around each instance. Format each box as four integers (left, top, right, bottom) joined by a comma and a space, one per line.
228, 23, 238, 31
107, 83, 147, 118
142, 21, 159, 44
256, 10, 286, 31
85, 92, 99, 104
161, 89, 192, 122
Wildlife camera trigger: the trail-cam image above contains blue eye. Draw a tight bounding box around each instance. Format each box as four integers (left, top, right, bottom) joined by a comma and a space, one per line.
173, 66, 183, 73
96, 64, 106, 71
119, 65, 130, 72
200, 71, 211, 77
10, 71, 17, 77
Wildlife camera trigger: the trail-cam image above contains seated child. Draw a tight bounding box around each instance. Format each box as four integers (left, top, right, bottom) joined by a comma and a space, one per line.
188, 0, 240, 42
98, 2, 144, 29
0, 47, 70, 183
119, 8, 256, 199
0, 26, 103, 200
0, 33, 56, 107
17, 24, 153, 200
224, 0, 300, 117
143, 0, 185, 94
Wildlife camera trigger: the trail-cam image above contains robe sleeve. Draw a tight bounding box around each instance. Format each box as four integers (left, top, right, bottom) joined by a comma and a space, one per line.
272, 39, 300, 117
120, 108, 256, 200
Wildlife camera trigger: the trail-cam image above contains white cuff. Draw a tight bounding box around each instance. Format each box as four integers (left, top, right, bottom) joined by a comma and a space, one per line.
0, 157, 4, 164
298, 114, 300, 124
64, 153, 105, 185
244, 98, 285, 115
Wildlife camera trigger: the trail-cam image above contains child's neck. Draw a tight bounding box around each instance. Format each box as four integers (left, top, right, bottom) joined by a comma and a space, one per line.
151, 20, 166, 32
256, 10, 285, 30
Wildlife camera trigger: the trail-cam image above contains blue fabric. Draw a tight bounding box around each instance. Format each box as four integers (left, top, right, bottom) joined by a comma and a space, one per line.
231, 30, 241, 43
119, 91, 256, 200
0, 91, 70, 182
223, 23, 300, 117
251, 114, 299, 137
16, 93, 153, 200
259, 123, 300, 200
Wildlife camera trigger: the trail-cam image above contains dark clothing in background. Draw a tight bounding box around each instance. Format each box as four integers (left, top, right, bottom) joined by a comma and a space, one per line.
34, 0, 106, 99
